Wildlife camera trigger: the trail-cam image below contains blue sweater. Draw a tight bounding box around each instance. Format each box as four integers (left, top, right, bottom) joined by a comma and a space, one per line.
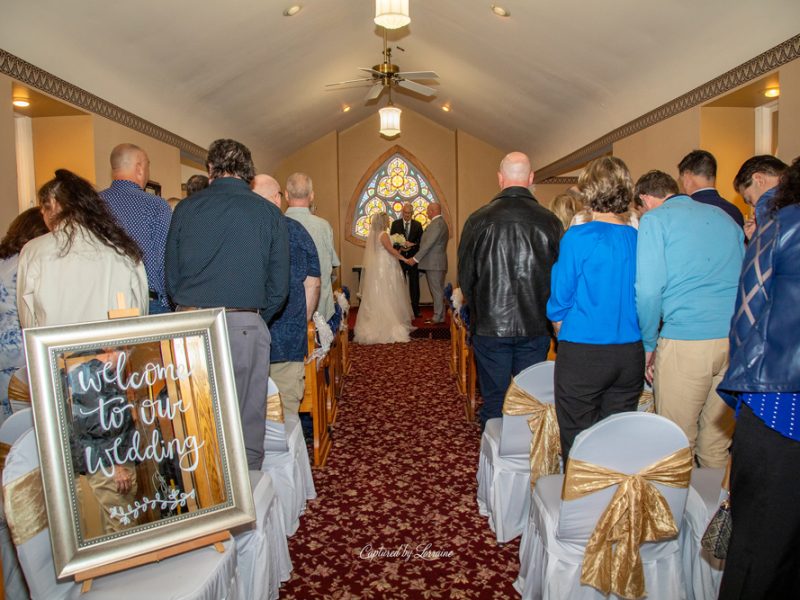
547, 221, 641, 344
635, 195, 744, 352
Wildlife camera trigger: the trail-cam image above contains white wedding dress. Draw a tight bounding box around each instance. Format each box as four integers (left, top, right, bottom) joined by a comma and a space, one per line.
354, 221, 414, 345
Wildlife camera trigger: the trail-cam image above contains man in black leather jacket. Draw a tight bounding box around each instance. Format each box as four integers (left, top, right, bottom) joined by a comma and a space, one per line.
458, 152, 562, 429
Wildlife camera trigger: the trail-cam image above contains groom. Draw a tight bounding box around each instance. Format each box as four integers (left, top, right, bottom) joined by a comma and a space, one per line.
409, 202, 449, 324
390, 202, 423, 317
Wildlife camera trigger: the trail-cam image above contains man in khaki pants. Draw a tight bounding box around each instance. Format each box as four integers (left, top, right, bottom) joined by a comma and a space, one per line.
634, 170, 745, 467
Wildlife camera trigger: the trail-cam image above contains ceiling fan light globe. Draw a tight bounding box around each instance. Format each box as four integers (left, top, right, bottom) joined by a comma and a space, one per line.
375, 0, 410, 29
379, 105, 402, 137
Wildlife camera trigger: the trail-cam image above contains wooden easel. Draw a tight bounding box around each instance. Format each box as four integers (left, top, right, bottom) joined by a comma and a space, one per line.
77, 293, 230, 592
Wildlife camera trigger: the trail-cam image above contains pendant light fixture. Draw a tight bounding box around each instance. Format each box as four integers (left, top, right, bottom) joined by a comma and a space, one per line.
379, 86, 401, 137
374, 0, 410, 30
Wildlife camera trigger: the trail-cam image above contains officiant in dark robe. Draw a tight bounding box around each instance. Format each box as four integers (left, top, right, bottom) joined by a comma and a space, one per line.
390, 202, 423, 317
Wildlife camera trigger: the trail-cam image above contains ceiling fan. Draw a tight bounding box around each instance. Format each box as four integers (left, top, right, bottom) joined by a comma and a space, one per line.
325, 31, 439, 102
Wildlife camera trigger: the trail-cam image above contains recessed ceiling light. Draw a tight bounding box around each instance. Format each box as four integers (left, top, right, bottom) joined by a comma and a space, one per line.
441, 104, 451, 112
342, 105, 351, 113
491, 5, 510, 17
283, 5, 302, 17
12, 97, 30, 107
764, 87, 780, 98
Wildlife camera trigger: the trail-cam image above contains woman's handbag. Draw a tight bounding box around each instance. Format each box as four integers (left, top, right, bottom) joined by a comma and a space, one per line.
700, 456, 732, 559
701, 495, 731, 559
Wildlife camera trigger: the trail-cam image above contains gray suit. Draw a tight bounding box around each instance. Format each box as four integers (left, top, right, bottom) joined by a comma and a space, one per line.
415, 216, 449, 322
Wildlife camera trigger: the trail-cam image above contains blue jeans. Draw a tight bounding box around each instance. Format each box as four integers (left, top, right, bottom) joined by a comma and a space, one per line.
473, 334, 551, 429
148, 299, 172, 315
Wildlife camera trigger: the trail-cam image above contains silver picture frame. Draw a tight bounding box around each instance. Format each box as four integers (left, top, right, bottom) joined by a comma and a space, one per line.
23, 308, 255, 579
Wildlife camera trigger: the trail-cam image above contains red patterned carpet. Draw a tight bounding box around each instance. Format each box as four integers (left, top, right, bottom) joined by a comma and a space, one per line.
280, 339, 520, 598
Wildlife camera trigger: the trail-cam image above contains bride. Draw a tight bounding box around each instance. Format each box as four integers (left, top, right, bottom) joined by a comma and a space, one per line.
354, 212, 414, 344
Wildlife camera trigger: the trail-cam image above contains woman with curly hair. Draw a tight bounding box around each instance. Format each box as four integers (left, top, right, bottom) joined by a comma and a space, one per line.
546, 156, 644, 458
0, 208, 48, 420
717, 156, 800, 599
17, 169, 148, 327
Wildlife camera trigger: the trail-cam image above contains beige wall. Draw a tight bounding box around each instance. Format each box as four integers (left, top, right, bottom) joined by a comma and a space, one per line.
534, 183, 575, 209
0, 75, 19, 234
613, 108, 701, 182
455, 131, 505, 243
700, 107, 755, 215
31, 115, 96, 189
93, 115, 181, 199
778, 58, 800, 163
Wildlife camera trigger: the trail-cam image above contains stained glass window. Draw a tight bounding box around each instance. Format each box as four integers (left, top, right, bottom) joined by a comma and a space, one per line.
351, 153, 439, 241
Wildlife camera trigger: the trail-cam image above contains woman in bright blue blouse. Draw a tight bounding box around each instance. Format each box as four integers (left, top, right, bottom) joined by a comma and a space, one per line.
0, 208, 48, 422
547, 156, 644, 458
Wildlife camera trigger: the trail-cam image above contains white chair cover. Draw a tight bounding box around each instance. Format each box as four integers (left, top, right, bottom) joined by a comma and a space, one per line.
477, 361, 556, 543
2, 429, 241, 600
0, 410, 34, 600
261, 378, 316, 536
680, 467, 726, 600
233, 471, 293, 600
516, 412, 690, 600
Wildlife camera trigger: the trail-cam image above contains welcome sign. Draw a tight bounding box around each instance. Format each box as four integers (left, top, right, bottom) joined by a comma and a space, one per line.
23, 308, 254, 579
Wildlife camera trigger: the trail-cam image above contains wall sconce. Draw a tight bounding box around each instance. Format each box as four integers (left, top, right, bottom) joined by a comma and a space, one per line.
12, 97, 30, 108
374, 0, 410, 30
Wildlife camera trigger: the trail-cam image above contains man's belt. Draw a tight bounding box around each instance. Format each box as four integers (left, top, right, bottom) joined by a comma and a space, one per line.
148, 290, 159, 300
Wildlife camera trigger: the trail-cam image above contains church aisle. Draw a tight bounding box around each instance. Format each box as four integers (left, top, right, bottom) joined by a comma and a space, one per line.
281, 338, 520, 598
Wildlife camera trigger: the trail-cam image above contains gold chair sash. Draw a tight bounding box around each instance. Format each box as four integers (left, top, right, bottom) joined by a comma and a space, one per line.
266, 392, 285, 423
502, 380, 561, 487
562, 446, 692, 600
0, 441, 11, 471
4, 467, 47, 546
7, 374, 31, 404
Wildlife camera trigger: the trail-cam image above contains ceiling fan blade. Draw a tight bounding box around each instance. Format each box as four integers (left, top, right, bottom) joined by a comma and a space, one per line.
325, 78, 374, 87
364, 83, 384, 102
359, 67, 383, 76
397, 78, 436, 97
395, 71, 439, 80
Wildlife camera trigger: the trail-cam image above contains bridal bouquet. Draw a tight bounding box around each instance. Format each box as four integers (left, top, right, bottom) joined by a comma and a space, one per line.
390, 233, 406, 246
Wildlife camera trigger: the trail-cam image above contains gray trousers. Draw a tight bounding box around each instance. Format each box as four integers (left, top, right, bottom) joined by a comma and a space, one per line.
226, 311, 270, 470
424, 269, 447, 322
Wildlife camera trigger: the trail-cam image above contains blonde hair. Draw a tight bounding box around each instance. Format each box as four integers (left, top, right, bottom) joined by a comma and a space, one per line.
577, 156, 634, 214
550, 193, 585, 230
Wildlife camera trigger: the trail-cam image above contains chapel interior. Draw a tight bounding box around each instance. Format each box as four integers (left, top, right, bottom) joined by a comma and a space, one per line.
1, 0, 800, 597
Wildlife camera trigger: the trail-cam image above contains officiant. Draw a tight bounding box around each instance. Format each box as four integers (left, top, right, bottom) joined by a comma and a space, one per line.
390, 202, 423, 317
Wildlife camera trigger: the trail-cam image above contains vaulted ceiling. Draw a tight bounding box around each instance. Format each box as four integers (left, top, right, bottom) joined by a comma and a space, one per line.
2, 1, 799, 172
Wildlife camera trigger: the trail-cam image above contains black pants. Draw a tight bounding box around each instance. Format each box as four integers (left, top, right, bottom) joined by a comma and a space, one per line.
554, 340, 644, 459
719, 403, 800, 599
400, 261, 420, 315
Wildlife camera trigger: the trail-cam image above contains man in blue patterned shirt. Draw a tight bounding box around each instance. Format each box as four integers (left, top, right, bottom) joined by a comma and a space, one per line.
99, 143, 172, 313
253, 174, 320, 415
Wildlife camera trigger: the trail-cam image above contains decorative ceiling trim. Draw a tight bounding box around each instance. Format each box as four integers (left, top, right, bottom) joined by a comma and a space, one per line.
0, 48, 207, 164
539, 176, 578, 185
535, 33, 800, 181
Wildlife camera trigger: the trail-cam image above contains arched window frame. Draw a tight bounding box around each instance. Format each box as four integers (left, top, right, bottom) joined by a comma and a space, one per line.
345, 145, 451, 247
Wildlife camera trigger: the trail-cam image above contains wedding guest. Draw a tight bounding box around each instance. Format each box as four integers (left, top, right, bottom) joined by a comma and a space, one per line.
547, 157, 643, 457
550, 192, 584, 231
409, 202, 449, 324
99, 143, 172, 313
717, 155, 798, 599
0, 208, 48, 421
285, 173, 340, 321
185, 174, 209, 197
390, 202, 423, 317
17, 169, 148, 327
635, 169, 744, 467
166, 139, 289, 469
17, 169, 148, 528
458, 152, 562, 429
678, 149, 745, 228
253, 174, 321, 414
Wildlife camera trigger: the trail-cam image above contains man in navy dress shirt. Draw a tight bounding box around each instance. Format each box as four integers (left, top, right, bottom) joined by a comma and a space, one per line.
99, 143, 173, 313
678, 149, 746, 230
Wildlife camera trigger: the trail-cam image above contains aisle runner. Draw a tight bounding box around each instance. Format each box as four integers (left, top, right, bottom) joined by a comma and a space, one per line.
281, 339, 519, 598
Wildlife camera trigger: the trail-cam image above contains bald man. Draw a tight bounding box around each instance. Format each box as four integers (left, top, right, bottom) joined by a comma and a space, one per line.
458, 152, 562, 429
252, 174, 321, 414
99, 143, 172, 313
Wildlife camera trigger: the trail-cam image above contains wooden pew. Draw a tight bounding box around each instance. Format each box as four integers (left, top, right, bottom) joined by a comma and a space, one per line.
299, 322, 332, 467
448, 306, 458, 376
